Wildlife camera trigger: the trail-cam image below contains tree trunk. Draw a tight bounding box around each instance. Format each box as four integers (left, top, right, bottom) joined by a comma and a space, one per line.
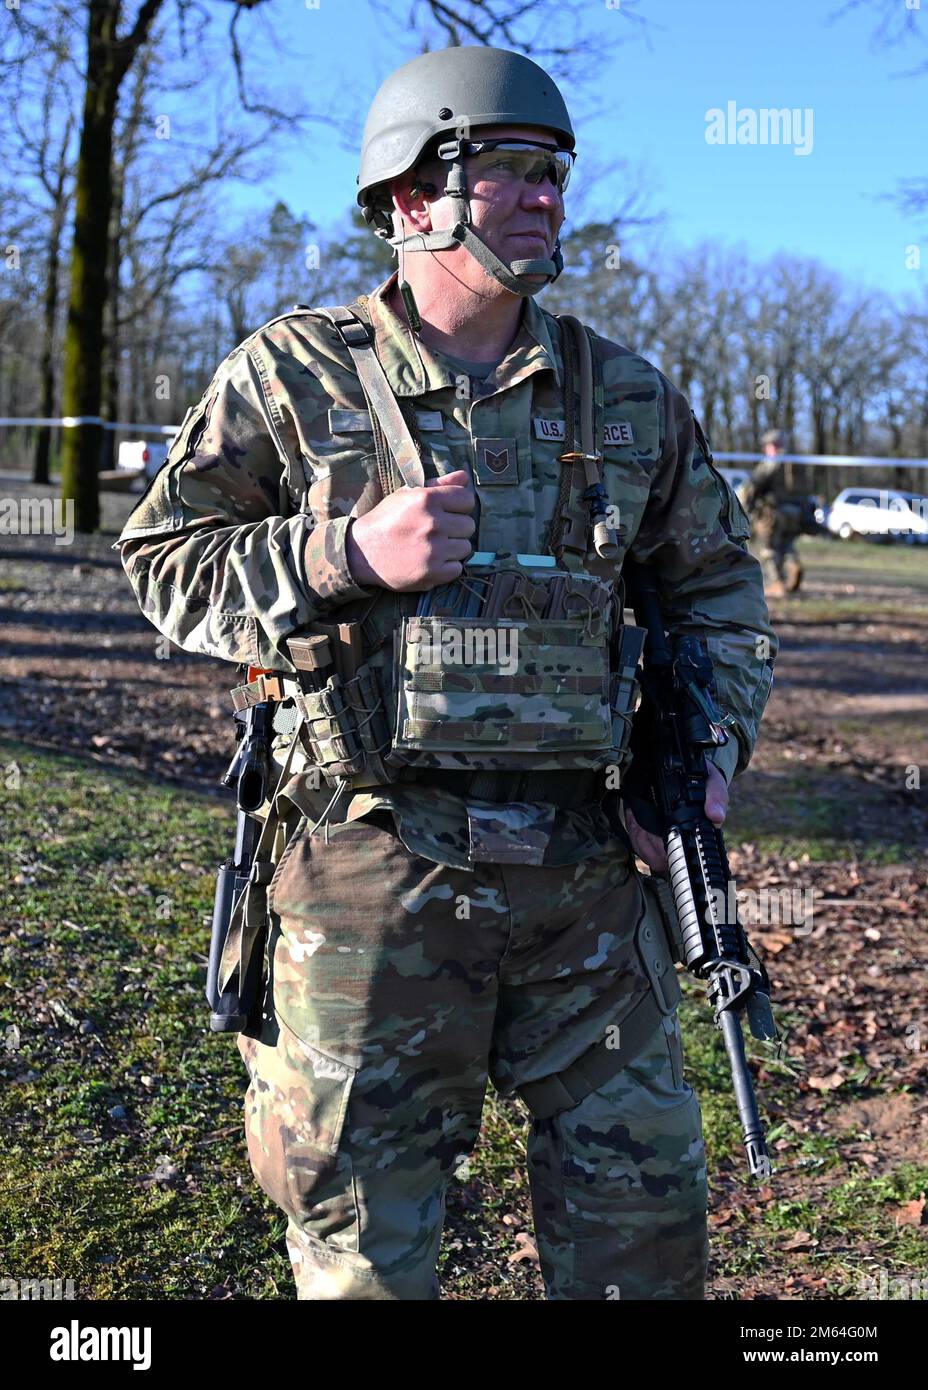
60, 3, 120, 531
34, 192, 70, 485
59, 0, 164, 532
102, 163, 124, 472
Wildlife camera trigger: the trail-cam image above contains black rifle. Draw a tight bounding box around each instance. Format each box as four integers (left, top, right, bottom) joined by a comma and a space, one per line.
205, 697, 272, 1032
622, 560, 778, 1178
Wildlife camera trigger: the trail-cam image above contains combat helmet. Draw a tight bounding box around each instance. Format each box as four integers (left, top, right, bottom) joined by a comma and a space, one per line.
357, 47, 576, 300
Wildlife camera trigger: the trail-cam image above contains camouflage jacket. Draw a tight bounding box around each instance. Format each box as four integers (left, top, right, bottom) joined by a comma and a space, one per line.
743, 458, 790, 513
743, 458, 805, 540
115, 270, 778, 869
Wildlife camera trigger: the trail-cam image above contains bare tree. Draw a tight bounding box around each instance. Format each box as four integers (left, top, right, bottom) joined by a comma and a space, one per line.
5, 0, 292, 531
370, 0, 651, 78
104, 15, 278, 448
3, 6, 80, 482
830, 0, 928, 216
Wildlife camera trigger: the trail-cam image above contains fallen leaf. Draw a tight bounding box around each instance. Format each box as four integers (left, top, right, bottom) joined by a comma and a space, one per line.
782, 1231, 817, 1250
758, 931, 794, 955
808, 1071, 845, 1091
893, 1197, 926, 1228
506, 1232, 540, 1266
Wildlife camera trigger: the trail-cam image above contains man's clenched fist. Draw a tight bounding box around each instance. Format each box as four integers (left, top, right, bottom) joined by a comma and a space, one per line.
346, 469, 477, 591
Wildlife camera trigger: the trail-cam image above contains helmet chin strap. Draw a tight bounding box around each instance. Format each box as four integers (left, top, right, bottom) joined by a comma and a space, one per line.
389, 158, 564, 298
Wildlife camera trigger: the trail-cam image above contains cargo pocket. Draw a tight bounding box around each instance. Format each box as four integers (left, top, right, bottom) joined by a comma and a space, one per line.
636, 877, 683, 1014
241, 1007, 361, 1253
658, 1011, 686, 1094
266, 814, 312, 920
279, 1013, 361, 1252
634, 876, 686, 1093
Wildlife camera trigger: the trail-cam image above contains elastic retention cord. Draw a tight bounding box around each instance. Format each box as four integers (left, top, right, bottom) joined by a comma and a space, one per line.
309, 779, 349, 844
457, 575, 489, 609
347, 696, 389, 753
563, 578, 604, 642
517, 590, 545, 624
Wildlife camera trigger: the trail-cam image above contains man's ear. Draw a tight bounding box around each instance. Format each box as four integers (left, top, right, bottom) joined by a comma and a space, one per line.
390, 173, 435, 233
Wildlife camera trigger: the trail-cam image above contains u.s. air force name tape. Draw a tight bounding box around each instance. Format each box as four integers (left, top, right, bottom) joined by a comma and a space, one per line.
534, 417, 635, 446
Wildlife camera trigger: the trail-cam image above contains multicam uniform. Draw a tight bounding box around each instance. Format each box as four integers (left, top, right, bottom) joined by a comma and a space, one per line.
741, 457, 804, 592
117, 270, 778, 1300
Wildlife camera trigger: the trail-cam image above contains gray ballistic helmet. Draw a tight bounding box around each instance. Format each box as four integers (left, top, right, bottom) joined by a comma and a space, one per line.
357, 46, 575, 296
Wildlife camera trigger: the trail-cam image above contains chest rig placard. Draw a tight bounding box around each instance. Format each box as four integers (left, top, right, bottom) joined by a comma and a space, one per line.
288, 301, 646, 788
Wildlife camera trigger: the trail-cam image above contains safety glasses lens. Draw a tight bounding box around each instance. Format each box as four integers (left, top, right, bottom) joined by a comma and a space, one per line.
468, 144, 573, 193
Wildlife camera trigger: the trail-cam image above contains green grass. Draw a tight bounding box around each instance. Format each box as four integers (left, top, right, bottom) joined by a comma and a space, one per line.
754, 536, 928, 620
725, 773, 916, 865
795, 536, 928, 585
0, 738, 293, 1300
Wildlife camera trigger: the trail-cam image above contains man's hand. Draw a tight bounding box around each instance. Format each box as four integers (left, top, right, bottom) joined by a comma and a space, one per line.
623, 756, 729, 873
346, 470, 477, 591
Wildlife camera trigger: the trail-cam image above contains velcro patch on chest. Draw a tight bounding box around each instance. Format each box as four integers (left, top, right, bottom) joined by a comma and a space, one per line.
474, 437, 519, 485
533, 418, 635, 446
328, 408, 445, 433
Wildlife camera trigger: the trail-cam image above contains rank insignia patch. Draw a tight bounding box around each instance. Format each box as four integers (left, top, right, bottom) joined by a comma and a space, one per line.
474, 437, 519, 485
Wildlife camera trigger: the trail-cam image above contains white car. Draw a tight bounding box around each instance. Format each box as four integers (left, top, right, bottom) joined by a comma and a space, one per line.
824, 487, 928, 543
117, 439, 169, 481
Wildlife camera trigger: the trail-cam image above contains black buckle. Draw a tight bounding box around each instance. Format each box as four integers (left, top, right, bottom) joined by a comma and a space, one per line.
333, 318, 373, 348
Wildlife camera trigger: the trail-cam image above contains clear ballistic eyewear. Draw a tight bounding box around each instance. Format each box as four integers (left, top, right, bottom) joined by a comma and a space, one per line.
435, 138, 575, 194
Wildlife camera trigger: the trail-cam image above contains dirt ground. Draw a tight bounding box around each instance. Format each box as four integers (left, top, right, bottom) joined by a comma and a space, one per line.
2, 475, 927, 1300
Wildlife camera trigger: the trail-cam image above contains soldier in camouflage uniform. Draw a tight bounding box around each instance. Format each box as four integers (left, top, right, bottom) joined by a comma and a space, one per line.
740, 429, 803, 597
116, 47, 777, 1300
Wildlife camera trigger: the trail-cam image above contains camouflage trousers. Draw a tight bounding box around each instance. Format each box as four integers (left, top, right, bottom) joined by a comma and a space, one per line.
236, 812, 709, 1300
752, 514, 802, 591
757, 540, 802, 590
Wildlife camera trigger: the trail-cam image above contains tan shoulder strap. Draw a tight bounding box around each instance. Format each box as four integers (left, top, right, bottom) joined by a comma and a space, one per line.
556, 315, 618, 560
314, 303, 425, 489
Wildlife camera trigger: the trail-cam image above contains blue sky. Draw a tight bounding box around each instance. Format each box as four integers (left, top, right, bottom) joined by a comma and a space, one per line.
232, 0, 926, 302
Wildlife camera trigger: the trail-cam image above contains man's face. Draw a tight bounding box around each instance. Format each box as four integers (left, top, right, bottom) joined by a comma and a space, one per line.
393, 124, 568, 291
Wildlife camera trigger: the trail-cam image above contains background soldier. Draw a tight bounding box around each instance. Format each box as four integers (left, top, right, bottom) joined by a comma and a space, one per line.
740, 428, 804, 596
116, 47, 777, 1300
